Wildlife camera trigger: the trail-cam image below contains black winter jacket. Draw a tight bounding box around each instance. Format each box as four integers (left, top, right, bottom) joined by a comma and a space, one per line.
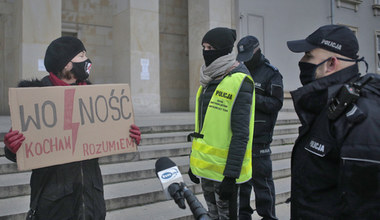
198, 63, 254, 179
5, 76, 106, 220
290, 65, 380, 219
248, 55, 283, 148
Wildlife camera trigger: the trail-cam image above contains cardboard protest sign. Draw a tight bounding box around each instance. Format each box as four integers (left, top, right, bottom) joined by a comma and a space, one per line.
8, 84, 136, 171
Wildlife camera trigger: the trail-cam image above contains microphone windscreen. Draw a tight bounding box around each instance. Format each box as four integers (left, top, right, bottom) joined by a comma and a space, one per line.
155, 157, 176, 174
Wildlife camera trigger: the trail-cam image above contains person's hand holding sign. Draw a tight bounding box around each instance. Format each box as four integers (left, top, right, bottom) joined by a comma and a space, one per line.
129, 124, 141, 145
4, 128, 25, 153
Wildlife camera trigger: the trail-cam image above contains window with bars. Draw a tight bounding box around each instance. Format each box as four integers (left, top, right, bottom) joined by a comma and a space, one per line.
374, 0, 380, 16
62, 32, 78, 38
336, 0, 363, 12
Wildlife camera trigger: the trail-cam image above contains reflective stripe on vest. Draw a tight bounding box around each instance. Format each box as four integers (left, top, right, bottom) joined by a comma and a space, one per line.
190, 72, 255, 183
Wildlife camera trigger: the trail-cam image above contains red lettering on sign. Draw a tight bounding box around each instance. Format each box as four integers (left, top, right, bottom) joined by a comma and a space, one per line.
25, 142, 34, 158
64, 89, 79, 155
126, 137, 134, 148
83, 143, 88, 156
43, 139, 50, 154
35, 143, 42, 156
96, 144, 102, 154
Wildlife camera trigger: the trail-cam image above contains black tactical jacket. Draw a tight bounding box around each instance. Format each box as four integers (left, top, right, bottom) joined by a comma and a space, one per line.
248, 55, 283, 150
290, 65, 380, 219
5, 76, 106, 220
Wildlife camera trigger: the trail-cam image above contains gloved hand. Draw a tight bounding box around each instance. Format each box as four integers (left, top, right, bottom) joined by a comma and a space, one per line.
218, 177, 236, 200
129, 124, 141, 145
4, 128, 25, 154
188, 168, 200, 184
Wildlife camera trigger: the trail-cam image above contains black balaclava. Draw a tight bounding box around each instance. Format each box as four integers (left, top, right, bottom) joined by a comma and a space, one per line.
244, 48, 262, 72
202, 27, 236, 67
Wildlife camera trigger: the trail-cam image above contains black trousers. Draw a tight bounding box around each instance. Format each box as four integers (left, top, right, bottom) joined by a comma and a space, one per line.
239, 154, 277, 220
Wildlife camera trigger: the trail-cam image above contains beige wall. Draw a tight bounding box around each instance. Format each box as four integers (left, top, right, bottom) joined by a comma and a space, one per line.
113, 0, 161, 115
0, 0, 61, 115
15, 0, 61, 80
0, 1, 15, 115
1, 0, 236, 115
62, 0, 114, 84
159, 0, 189, 112
188, 0, 235, 111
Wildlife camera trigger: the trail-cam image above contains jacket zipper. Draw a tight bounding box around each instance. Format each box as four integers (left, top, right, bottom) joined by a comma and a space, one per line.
81, 161, 86, 220
342, 157, 380, 164
199, 86, 208, 131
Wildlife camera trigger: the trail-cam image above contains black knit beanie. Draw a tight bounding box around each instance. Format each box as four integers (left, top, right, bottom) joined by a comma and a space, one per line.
202, 27, 236, 51
44, 36, 86, 74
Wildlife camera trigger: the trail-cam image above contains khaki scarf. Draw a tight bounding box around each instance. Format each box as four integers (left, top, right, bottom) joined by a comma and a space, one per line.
200, 53, 237, 87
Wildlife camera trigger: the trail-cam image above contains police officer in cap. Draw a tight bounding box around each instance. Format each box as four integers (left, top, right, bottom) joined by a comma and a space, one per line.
287, 24, 380, 219
236, 36, 283, 220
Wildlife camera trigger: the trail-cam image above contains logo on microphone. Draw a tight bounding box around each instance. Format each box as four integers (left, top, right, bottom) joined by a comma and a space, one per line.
161, 168, 179, 179
158, 167, 182, 183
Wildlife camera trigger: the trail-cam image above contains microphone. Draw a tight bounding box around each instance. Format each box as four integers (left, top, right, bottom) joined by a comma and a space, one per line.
155, 157, 184, 200
181, 183, 209, 220
155, 157, 211, 220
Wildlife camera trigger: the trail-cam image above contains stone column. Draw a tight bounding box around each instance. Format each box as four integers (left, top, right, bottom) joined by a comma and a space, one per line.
113, 0, 160, 115
0, 2, 13, 114
188, 0, 234, 111
14, 0, 61, 80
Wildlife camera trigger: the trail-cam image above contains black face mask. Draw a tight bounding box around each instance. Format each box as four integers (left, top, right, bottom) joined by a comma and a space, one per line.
203, 47, 231, 67
244, 48, 262, 72
71, 59, 92, 81
298, 57, 331, 86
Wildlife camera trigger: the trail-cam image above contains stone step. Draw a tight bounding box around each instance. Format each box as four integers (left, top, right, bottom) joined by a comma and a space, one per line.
0, 140, 292, 176
0, 142, 4, 157
0, 125, 298, 158
133, 110, 297, 126
0, 131, 296, 175
0, 156, 188, 199
0, 111, 299, 139
0, 158, 291, 219
0, 112, 299, 153
140, 117, 299, 134
0, 145, 292, 199
138, 115, 298, 134
258, 202, 290, 220
106, 176, 291, 220
281, 95, 295, 112
0, 113, 298, 219
104, 158, 289, 212
140, 124, 298, 146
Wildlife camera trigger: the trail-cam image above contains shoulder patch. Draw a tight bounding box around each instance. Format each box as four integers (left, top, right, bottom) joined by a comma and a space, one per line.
265, 62, 278, 72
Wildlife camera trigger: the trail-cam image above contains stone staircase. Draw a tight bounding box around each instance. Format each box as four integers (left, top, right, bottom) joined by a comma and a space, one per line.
0, 99, 299, 219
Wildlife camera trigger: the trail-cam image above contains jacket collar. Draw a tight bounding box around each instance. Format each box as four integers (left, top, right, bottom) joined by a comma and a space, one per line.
291, 64, 360, 127
250, 54, 266, 72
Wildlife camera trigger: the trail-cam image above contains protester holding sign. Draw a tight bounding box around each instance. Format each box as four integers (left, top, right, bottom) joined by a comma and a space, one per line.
4, 36, 141, 220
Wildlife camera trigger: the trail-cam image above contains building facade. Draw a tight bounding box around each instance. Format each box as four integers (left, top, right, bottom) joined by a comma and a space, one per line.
1, 0, 379, 115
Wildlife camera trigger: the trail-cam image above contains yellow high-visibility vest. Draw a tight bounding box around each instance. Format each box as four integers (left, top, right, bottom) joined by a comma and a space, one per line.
190, 72, 255, 183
